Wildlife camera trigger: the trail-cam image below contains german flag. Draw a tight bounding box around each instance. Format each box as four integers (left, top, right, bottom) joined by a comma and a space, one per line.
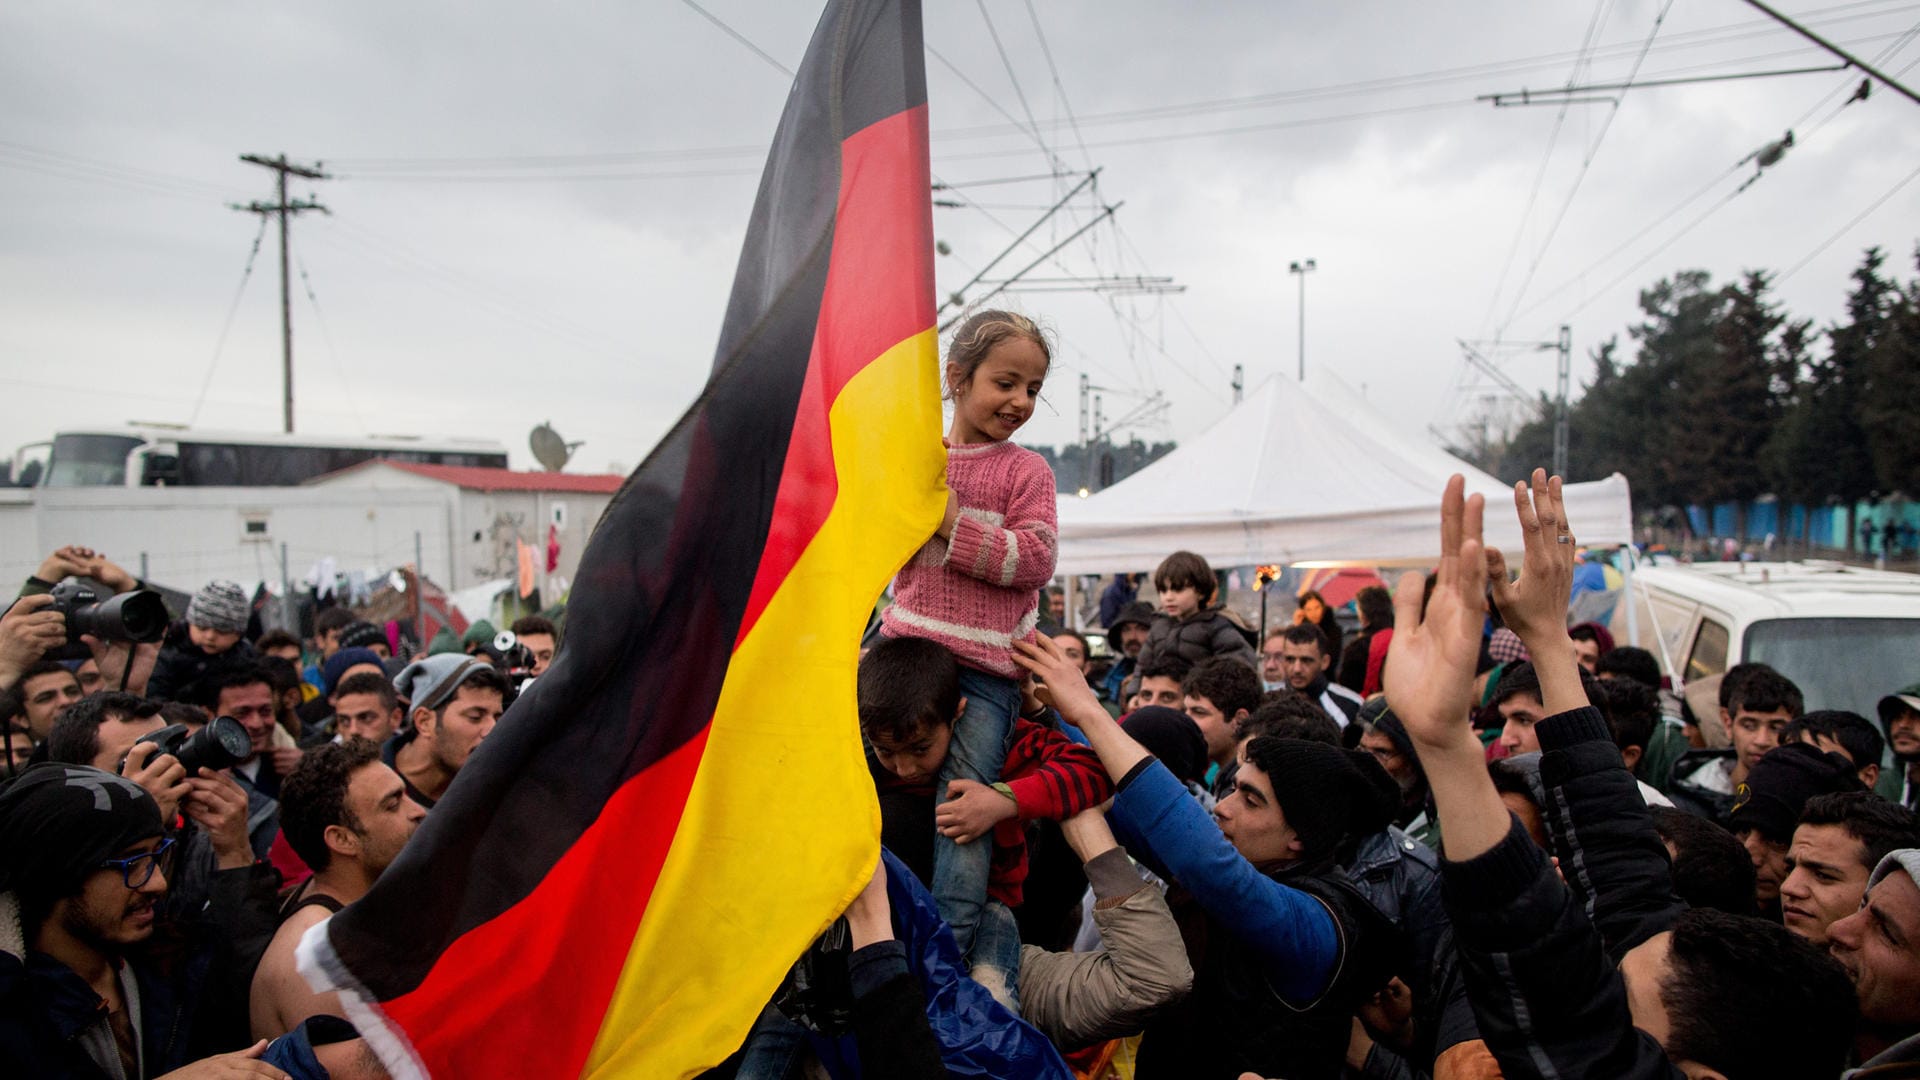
297, 2, 941, 1076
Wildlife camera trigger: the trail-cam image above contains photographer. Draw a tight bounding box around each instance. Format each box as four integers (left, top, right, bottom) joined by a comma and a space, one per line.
3, 543, 164, 708
44, 693, 272, 937
0, 763, 290, 1078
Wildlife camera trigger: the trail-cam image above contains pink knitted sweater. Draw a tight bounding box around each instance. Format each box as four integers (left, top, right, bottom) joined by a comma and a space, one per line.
882, 439, 1058, 679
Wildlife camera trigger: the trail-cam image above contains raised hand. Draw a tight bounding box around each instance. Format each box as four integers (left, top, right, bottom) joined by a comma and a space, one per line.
1391, 473, 1564, 863
84, 634, 159, 696
1383, 475, 1487, 752
34, 545, 99, 583
1486, 468, 1577, 650
1486, 468, 1589, 716
0, 595, 67, 688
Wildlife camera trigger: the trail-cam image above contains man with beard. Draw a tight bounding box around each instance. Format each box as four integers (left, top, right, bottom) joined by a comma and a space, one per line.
385, 654, 507, 809
1877, 683, 1920, 810
1261, 625, 1362, 729
1354, 698, 1435, 845
0, 763, 291, 1077
1828, 849, 1920, 1072
251, 739, 426, 1039
1100, 601, 1153, 710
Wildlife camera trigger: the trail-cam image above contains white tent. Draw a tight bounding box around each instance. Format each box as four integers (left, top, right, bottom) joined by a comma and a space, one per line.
1055, 375, 1633, 574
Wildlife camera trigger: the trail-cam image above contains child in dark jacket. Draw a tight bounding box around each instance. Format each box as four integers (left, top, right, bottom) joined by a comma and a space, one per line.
146, 580, 259, 702
1135, 551, 1258, 675
861, 637, 1112, 1011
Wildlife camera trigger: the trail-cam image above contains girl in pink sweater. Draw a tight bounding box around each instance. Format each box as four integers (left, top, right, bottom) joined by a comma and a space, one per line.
879, 309, 1058, 981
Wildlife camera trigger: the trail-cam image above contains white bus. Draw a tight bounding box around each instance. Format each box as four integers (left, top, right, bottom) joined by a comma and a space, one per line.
12, 425, 509, 488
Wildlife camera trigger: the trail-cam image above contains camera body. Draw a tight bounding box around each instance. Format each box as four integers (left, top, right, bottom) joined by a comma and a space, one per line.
491, 630, 538, 703
122, 716, 251, 775
47, 580, 169, 645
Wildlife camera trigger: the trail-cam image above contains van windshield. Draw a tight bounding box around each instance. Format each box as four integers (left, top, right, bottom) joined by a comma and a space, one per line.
1743, 618, 1920, 717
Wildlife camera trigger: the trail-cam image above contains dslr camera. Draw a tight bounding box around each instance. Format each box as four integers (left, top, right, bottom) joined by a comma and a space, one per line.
492, 630, 538, 702
121, 716, 251, 775
48, 579, 169, 645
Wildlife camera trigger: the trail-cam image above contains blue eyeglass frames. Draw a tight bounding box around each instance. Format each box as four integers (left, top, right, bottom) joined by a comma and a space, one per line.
99, 836, 176, 889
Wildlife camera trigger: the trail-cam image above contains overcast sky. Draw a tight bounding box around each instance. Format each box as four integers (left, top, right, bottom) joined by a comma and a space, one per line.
4, 0, 1917, 475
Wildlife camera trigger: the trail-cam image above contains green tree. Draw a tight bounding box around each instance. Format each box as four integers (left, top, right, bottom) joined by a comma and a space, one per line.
1671, 270, 1785, 504
1786, 247, 1889, 502
1861, 245, 1920, 494
1621, 270, 1721, 506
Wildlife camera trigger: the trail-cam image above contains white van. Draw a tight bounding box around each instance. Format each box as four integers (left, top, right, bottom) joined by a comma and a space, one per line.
1612, 559, 1920, 718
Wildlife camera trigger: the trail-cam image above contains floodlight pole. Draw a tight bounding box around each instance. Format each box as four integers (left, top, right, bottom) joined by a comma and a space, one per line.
1289, 259, 1317, 381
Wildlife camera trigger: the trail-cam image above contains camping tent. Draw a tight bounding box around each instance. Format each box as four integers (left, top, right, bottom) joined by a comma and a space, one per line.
1055, 375, 1633, 574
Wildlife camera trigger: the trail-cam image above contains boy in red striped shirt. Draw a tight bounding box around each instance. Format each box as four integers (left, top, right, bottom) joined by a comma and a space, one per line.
860, 635, 1111, 1010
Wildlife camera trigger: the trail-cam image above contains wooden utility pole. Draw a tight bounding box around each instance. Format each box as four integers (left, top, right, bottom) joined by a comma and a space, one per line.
231, 154, 330, 433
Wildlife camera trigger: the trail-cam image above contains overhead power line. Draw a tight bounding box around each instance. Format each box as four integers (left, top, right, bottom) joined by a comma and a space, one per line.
1480, 62, 1847, 104
188, 217, 271, 427
1742, 0, 1920, 104
1477, 0, 1614, 345
318, 4, 1919, 175
1779, 161, 1920, 280
1496, 0, 1678, 340
677, 0, 793, 78
974, 0, 1056, 169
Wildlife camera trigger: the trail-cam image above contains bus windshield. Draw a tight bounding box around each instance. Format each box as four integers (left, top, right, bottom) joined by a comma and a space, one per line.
1743, 617, 1920, 717
44, 434, 143, 487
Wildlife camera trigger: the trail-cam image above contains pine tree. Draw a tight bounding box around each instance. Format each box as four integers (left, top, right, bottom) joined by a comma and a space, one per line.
1861, 245, 1920, 494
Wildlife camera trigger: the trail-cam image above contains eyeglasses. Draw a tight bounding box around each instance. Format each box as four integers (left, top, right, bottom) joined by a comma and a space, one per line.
100, 836, 176, 889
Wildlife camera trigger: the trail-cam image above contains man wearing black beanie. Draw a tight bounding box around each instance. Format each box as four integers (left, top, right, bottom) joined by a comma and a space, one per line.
1727, 741, 1864, 920
0, 762, 288, 1078
1017, 630, 1404, 1079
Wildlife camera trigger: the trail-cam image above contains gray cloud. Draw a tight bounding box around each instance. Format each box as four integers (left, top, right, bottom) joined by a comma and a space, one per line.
4, 0, 1917, 475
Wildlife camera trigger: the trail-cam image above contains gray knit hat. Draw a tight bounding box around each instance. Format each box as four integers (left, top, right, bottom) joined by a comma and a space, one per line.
186, 579, 249, 634
394, 654, 496, 712
1868, 847, 1920, 891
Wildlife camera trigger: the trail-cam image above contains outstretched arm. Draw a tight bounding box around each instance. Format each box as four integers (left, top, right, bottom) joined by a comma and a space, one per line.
1015, 635, 1337, 1002
1382, 476, 1510, 863
1488, 470, 1683, 958
1390, 472, 1676, 1080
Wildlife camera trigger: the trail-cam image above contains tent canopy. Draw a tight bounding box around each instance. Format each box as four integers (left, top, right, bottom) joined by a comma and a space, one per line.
1055, 375, 1632, 574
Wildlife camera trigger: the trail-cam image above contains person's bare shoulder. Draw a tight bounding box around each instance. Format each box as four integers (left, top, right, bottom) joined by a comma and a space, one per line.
251, 903, 339, 1040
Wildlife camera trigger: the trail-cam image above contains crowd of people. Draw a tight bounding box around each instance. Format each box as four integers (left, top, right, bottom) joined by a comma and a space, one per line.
0, 309, 1915, 1079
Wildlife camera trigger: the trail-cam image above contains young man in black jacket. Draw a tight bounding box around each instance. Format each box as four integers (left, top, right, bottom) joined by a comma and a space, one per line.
1384, 471, 1856, 1080
0, 763, 291, 1078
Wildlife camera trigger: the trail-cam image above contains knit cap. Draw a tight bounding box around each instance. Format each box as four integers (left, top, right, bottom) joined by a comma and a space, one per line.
462, 620, 498, 649
1729, 742, 1864, 842
394, 654, 496, 712
322, 647, 386, 696
1243, 737, 1399, 857
428, 628, 462, 655
1868, 847, 1920, 890
338, 621, 387, 652
1123, 706, 1208, 787
0, 763, 162, 896
187, 579, 249, 634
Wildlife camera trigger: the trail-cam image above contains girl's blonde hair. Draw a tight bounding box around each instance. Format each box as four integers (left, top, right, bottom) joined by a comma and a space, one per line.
943, 309, 1053, 400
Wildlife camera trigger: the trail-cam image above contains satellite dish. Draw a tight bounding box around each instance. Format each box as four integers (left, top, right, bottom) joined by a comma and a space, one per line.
529, 422, 583, 472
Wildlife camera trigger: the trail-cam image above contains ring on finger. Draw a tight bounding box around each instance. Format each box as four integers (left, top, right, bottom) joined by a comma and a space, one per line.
1556, 535, 1574, 545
